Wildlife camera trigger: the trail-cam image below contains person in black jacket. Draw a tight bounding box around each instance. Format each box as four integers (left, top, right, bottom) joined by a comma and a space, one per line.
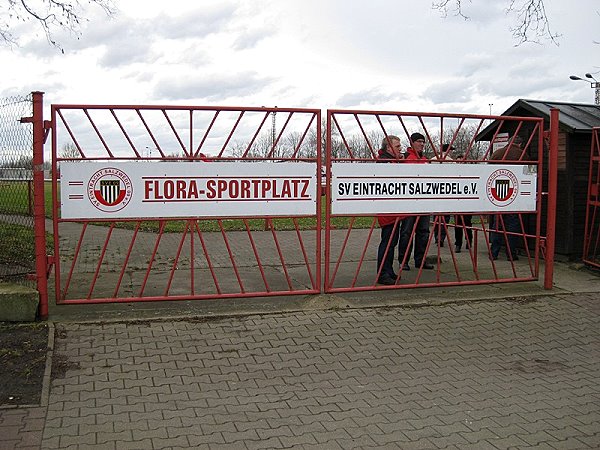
376, 135, 405, 285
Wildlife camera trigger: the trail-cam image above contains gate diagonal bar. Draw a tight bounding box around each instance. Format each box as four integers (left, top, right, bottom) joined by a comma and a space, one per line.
583, 127, 600, 268
51, 105, 321, 304
324, 109, 547, 293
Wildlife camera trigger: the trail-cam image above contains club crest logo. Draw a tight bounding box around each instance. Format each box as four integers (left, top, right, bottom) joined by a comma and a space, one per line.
87, 167, 133, 212
486, 169, 518, 207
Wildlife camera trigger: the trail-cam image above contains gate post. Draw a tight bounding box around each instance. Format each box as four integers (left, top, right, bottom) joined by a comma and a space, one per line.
544, 108, 559, 289
32, 92, 49, 318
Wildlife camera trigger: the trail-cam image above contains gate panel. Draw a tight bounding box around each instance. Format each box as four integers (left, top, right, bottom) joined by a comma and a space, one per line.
325, 110, 545, 292
583, 127, 600, 268
51, 105, 321, 304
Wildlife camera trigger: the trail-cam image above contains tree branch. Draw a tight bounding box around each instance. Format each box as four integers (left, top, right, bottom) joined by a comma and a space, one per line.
431, 0, 561, 45
0, 0, 117, 51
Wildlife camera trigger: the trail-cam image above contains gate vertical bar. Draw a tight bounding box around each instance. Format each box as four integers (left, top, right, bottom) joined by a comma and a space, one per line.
316, 113, 322, 293
32, 91, 49, 318
544, 108, 559, 289
583, 128, 600, 267
324, 111, 332, 290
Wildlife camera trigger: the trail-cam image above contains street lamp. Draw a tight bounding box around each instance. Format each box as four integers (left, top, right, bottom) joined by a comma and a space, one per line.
569, 73, 600, 105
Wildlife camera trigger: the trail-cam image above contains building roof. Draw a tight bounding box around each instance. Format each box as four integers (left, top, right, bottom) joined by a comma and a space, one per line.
477, 99, 600, 142
503, 99, 600, 133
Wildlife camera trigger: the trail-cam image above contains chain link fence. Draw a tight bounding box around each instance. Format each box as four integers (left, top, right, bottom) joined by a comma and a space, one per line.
0, 94, 37, 280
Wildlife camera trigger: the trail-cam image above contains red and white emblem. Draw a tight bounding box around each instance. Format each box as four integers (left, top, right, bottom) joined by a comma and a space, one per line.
87, 167, 133, 212
486, 169, 518, 207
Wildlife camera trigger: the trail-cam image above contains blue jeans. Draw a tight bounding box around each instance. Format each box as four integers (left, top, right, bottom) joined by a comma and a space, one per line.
455, 214, 473, 248
433, 215, 451, 244
377, 220, 401, 277
490, 214, 520, 259
399, 215, 430, 266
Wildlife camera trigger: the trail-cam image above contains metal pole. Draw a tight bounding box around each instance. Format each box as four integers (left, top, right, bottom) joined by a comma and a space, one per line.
31, 92, 49, 318
544, 108, 559, 289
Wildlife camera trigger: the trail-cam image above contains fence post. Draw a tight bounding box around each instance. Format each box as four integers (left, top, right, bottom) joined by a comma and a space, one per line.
544, 108, 559, 289
32, 91, 49, 318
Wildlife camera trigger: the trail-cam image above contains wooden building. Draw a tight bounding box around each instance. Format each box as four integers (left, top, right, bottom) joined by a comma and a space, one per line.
479, 99, 600, 260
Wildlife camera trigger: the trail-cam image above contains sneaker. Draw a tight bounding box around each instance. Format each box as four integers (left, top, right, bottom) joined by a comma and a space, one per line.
377, 275, 396, 285
401, 264, 411, 271
440, 241, 444, 247
418, 262, 434, 270
455, 245, 461, 253
507, 255, 519, 261
489, 254, 498, 261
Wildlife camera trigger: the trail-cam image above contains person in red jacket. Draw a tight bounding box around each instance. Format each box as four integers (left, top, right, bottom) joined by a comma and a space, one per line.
376, 135, 405, 285
397, 132, 433, 270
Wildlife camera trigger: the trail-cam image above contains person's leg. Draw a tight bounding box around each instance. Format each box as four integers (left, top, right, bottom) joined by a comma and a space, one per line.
377, 222, 399, 278
454, 215, 464, 251
414, 215, 431, 268
398, 216, 416, 270
489, 214, 501, 259
440, 215, 450, 245
505, 214, 521, 260
464, 215, 473, 248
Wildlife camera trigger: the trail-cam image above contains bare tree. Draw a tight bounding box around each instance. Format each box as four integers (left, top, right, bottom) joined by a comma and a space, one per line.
1, 0, 117, 51
60, 142, 80, 159
432, 0, 560, 45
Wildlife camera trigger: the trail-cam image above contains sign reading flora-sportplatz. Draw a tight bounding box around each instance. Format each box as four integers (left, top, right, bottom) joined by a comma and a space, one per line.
60, 161, 318, 219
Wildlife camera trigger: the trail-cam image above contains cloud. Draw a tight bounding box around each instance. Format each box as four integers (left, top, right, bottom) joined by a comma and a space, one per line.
154, 5, 237, 40
424, 79, 476, 104
336, 89, 409, 109
153, 71, 276, 101
232, 27, 271, 50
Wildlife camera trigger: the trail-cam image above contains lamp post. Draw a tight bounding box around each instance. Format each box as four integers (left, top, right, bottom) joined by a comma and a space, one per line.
569, 73, 600, 105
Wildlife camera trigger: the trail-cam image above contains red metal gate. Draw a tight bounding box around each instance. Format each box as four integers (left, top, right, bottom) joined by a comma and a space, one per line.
583, 127, 600, 268
51, 104, 322, 304
32, 98, 558, 310
324, 109, 551, 292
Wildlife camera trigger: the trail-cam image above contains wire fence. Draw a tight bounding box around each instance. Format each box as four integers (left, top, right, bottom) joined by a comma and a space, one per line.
0, 94, 37, 280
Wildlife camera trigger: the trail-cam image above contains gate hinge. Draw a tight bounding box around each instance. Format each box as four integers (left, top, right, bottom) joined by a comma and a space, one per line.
20, 116, 33, 123
43, 120, 52, 144
46, 255, 55, 279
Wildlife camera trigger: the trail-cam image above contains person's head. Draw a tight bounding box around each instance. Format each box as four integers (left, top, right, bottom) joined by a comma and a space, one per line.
410, 132, 426, 155
441, 143, 455, 158
381, 135, 403, 159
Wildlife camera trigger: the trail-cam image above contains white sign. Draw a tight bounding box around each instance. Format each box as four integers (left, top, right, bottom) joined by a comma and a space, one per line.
492, 132, 510, 152
331, 162, 536, 215
60, 161, 318, 219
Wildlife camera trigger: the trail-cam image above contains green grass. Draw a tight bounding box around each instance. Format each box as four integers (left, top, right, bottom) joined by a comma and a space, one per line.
0, 181, 53, 216
94, 211, 376, 233
0, 222, 53, 268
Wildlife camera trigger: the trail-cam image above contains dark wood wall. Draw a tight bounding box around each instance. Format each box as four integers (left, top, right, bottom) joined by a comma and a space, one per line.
485, 107, 593, 259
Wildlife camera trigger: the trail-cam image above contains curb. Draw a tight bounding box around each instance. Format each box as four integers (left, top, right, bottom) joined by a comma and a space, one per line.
40, 322, 54, 407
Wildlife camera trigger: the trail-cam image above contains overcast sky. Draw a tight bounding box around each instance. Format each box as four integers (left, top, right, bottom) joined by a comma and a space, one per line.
1, 0, 599, 116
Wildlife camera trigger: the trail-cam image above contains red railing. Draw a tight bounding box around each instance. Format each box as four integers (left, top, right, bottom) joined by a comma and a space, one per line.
324, 109, 550, 293
51, 104, 322, 304
26, 98, 560, 309
583, 127, 600, 268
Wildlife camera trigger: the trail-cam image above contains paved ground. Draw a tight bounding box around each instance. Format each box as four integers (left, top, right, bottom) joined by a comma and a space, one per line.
2, 261, 600, 449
